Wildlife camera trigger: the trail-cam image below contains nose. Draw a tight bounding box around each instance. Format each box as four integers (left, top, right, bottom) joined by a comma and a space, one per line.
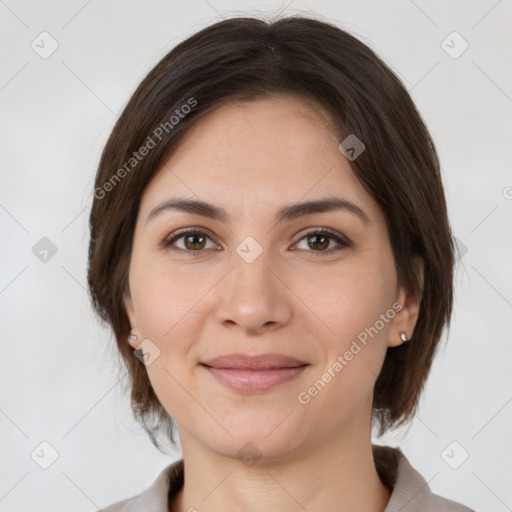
214, 245, 293, 336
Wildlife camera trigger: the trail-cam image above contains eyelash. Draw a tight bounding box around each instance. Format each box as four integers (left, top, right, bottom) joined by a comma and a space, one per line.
162, 227, 351, 257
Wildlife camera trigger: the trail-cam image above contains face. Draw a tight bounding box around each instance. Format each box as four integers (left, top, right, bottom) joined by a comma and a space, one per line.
125, 95, 419, 461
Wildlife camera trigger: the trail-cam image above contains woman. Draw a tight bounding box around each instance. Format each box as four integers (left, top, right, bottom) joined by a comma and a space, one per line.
89, 15, 475, 512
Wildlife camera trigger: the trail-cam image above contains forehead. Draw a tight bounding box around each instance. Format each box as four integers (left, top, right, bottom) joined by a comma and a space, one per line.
139, 95, 378, 223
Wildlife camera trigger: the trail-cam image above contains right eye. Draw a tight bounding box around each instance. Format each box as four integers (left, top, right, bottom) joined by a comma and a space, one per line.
163, 228, 220, 255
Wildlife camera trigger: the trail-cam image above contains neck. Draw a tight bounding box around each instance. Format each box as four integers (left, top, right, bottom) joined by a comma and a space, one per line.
171, 424, 391, 512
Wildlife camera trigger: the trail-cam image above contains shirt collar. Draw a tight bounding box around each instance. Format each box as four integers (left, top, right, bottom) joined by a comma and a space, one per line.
114, 445, 466, 512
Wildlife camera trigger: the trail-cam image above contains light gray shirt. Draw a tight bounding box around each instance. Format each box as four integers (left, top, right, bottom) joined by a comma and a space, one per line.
99, 445, 475, 511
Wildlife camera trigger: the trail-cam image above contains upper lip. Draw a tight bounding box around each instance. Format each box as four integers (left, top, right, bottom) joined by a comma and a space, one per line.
201, 353, 309, 370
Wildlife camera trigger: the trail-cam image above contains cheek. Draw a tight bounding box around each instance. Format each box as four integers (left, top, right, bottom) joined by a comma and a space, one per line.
291, 270, 394, 427
129, 254, 211, 341
128, 258, 206, 418
295, 257, 396, 402
296, 256, 396, 346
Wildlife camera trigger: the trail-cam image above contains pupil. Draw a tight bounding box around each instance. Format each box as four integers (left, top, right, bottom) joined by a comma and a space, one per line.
309, 235, 328, 250
185, 234, 205, 250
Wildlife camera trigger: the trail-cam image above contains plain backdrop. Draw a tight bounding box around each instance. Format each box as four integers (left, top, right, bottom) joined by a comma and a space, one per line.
1, 1, 511, 511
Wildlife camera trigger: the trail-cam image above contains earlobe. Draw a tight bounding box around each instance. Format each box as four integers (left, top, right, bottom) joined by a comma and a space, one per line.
388, 259, 424, 348
127, 327, 139, 348
388, 287, 421, 347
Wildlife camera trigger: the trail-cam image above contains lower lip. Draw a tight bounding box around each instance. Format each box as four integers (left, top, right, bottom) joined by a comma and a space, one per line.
201, 365, 308, 393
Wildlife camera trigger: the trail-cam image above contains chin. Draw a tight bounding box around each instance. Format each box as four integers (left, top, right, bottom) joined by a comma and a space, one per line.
197, 421, 305, 464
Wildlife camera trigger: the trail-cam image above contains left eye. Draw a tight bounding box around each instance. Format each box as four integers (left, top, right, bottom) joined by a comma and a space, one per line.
294, 229, 350, 255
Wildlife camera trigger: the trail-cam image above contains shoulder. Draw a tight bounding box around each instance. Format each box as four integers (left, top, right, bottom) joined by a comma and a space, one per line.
373, 445, 475, 512
97, 459, 184, 512
100, 496, 132, 512
425, 493, 477, 511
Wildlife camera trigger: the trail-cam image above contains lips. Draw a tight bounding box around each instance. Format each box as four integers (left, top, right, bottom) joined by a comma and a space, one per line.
201, 353, 308, 370
200, 353, 309, 393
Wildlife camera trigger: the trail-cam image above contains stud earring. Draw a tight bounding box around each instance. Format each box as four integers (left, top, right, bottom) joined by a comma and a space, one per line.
400, 332, 408, 343
128, 327, 138, 342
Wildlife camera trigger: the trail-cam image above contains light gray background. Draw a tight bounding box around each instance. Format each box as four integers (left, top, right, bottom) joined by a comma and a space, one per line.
1, 1, 511, 511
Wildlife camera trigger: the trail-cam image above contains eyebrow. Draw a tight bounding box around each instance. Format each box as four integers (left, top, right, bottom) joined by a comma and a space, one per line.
146, 196, 370, 226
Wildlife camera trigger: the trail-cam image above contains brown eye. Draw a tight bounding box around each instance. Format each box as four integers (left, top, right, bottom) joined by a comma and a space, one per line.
306, 234, 330, 251
164, 228, 218, 255
183, 233, 207, 250
294, 229, 350, 256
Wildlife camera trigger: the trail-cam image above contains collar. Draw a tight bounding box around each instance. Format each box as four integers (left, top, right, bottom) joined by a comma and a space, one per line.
110, 445, 473, 512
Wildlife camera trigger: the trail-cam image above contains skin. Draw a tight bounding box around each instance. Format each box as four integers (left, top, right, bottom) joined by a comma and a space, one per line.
125, 94, 422, 512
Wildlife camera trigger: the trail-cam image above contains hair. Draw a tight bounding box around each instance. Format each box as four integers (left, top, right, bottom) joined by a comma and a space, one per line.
88, 14, 454, 450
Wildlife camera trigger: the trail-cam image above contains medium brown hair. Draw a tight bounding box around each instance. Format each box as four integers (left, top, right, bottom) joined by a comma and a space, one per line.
88, 14, 454, 449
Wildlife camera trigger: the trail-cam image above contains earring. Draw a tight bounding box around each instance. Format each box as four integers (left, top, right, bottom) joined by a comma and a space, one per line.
400, 332, 408, 343
128, 327, 138, 342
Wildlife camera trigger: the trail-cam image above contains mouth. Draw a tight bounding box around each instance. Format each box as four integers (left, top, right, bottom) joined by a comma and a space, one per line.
200, 353, 309, 393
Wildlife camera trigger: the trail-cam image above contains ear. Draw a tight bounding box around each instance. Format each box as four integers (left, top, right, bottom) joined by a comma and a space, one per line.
387, 258, 424, 348
123, 287, 139, 349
